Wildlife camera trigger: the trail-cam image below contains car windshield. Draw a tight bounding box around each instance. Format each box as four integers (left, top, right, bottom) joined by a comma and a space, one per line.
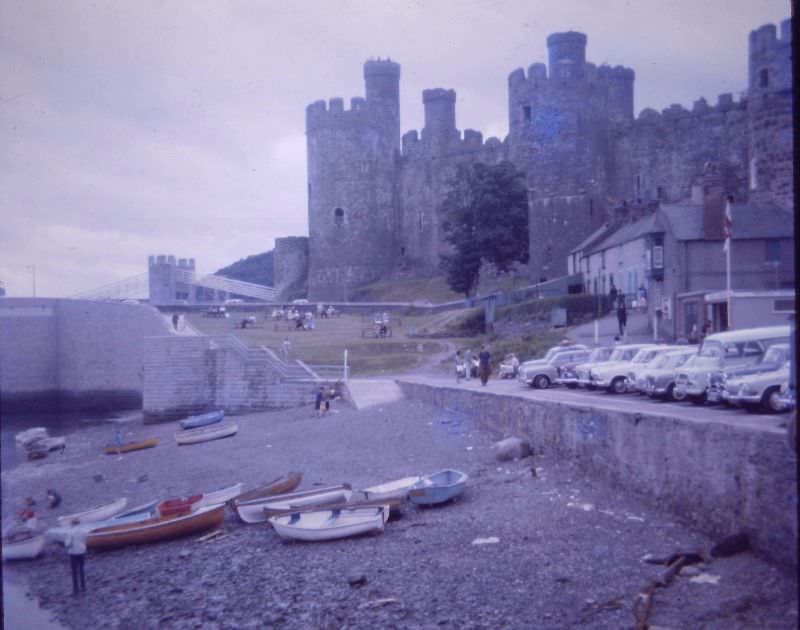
762, 345, 787, 364
608, 348, 628, 361
632, 349, 660, 364
588, 347, 613, 362
649, 353, 677, 369
683, 354, 720, 369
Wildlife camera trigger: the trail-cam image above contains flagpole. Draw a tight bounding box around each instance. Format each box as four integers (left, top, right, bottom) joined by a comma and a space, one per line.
725, 196, 732, 330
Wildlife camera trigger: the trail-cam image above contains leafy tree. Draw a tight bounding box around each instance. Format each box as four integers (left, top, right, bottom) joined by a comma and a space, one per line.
216, 250, 274, 286
439, 161, 529, 297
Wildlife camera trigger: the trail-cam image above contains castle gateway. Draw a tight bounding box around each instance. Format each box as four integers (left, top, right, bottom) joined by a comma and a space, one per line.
279, 21, 792, 301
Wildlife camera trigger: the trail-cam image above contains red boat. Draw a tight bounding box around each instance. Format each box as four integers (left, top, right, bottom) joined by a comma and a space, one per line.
158, 495, 201, 518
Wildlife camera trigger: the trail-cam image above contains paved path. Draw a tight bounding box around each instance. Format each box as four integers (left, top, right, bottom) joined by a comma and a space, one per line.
346, 378, 405, 409
568, 309, 656, 346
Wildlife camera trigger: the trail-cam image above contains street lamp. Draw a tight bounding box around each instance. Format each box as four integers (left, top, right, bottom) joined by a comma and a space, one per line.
25, 265, 36, 297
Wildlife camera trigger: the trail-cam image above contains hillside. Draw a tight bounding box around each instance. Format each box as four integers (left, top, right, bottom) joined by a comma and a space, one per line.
215, 251, 274, 286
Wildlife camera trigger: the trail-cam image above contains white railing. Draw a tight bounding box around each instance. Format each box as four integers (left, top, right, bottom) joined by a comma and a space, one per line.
68, 272, 149, 301
174, 269, 277, 301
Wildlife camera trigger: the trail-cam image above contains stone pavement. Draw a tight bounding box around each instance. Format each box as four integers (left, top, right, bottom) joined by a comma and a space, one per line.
568, 309, 658, 346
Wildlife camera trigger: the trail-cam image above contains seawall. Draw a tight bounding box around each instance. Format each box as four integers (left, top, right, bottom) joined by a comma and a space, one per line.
397, 379, 797, 569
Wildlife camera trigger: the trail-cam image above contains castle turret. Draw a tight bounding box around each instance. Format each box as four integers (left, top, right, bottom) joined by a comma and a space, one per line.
748, 20, 792, 95
364, 59, 401, 154
606, 65, 635, 123
547, 31, 587, 81
422, 88, 458, 152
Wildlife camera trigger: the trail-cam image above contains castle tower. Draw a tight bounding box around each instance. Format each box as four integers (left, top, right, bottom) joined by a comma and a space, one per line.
148, 255, 176, 305
306, 59, 401, 300
748, 19, 793, 211
422, 88, 459, 152
547, 31, 587, 82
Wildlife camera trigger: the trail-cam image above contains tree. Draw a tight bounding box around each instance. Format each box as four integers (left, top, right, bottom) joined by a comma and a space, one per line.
439, 161, 529, 297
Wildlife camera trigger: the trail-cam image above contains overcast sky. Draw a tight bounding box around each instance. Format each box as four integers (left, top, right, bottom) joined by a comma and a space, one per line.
0, 0, 791, 297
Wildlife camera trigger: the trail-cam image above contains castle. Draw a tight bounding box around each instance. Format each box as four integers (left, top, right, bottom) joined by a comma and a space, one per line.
274, 20, 793, 301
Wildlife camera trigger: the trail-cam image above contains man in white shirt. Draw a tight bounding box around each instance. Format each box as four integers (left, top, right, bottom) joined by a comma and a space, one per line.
65, 521, 88, 595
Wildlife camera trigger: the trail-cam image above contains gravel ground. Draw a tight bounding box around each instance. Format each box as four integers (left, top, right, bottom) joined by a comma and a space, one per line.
2, 397, 797, 629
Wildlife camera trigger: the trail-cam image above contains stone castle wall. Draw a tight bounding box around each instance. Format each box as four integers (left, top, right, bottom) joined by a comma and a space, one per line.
294, 19, 793, 299
273, 236, 309, 300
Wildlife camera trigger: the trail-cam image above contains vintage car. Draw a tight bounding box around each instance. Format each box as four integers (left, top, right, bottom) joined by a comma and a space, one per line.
707, 343, 790, 404
557, 346, 614, 388
674, 325, 790, 405
723, 361, 791, 413
588, 345, 662, 394
575, 344, 651, 390
516, 344, 587, 381
518, 348, 591, 389
625, 345, 686, 393
642, 348, 698, 400
498, 354, 521, 379
777, 380, 796, 411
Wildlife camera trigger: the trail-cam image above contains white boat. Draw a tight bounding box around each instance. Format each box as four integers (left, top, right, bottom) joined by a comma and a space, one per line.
28, 436, 66, 452
46, 499, 160, 544
360, 476, 423, 501
269, 505, 390, 541
57, 497, 128, 527
175, 422, 238, 445
2, 531, 46, 561
15, 427, 48, 447
196, 482, 243, 508
236, 485, 352, 524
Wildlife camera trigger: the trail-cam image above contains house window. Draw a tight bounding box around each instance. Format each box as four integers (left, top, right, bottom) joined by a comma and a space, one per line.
652, 245, 664, 268
774, 299, 794, 313
522, 105, 532, 123
765, 239, 781, 262
760, 68, 769, 88
749, 158, 758, 190
334, 207, 344, 226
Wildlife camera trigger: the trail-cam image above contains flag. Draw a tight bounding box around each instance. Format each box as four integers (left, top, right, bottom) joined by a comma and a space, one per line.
722, 197, 732, 253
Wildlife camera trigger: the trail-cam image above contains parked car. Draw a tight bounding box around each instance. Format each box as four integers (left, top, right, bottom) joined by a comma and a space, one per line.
642, 348, 698, 400
575, 344, 649, 390
557, 346, 614, 388
588, 345, 662, 394
723, 361, 791, 413
777, 380, 796, 412
674, 325, 791, 405
517, 344, 587, 382
224, 298, 244, 305
498, 354, 521, 379
626, 345, 686, 393
205, 305, 227, 317
707, 343, 790, 404
518, 348, 591, 389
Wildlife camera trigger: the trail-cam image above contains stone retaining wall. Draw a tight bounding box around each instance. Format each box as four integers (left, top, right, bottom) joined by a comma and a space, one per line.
397, 380, 797, 569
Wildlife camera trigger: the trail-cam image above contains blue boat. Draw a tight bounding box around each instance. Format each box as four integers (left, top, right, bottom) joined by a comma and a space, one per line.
408, 469, 468, 506
179, 410, 224, 430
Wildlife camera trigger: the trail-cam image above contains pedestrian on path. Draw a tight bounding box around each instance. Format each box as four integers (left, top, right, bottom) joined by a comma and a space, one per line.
464, 348, 473, 380
616, 296, 627, 337
65, 521, 88, 595
455, 351, 465, 382
282, 337, 292, 361
314, 386, 324, 417
478, 345, 491, 386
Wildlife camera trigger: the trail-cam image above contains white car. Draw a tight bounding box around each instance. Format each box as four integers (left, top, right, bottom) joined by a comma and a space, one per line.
588, 345, 661, 394
557, 346, 614, 388
224, 298, 244, 305
626, 346, 687, 393
723, 362, 791, 413
292, 298, 310, 305
518, 349, 591, 389
641, 348, 698, 400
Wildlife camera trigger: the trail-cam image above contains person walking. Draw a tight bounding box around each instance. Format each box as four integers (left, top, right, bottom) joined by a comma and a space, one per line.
323, 386, 333, 413
478, 345, 491, 386
616, 295, 627, 337
65, 521, 88, 595
282, 337, 292, 361
455, 350, 465, 382
314, 386, 324, 417
464, 348, 473, 380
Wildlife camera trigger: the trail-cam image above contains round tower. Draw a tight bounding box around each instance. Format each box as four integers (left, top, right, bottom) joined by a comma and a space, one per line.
364, 59, 401, 154
606, 66, 635, 123
422, 88, 458, 152
547, 31, 587, 81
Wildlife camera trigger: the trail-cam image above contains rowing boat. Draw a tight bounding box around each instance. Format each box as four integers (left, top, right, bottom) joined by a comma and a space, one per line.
236, 484, 352, 524
408, 469, 468, 506
264, 497, 402, 520
103, 438, 158, 455
57, 497, 128, 527
2, 530, 46, 561
179, 410, 224, 430
175, 422, 238, 446
360, 475, 423, 501
159, 482, 243, 517
231, 473, 303, 521
268, 505, 390, 542
87, 504, 225, 550
45, 499, 161, 544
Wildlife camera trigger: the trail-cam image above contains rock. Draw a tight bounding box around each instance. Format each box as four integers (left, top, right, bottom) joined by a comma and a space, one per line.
93, 474, 104, 482
347, 573, 367, 587
710, 533, 750, 558
680, 565, 702, 577
179, 550, 191, 559
138, 474, 148, 483
491, 437, 532, 462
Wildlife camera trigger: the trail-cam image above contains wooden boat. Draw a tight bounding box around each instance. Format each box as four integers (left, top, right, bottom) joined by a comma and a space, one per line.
159, 482, 243, 517
2, 530, 46, 561
269, 505, 390, 542
360, 476, 423, 501
15, 427, 48, 447
87, 504, 225, 550
104, 438, 158, 455
28, 436, 66, 452
179, 410, 224, 430
408, 469, 468, 506
57, 497, 128, 527
231, 472, 303, 520
266, 497, 402, 520
47, 499, 161, 544
175, 422, 238, 446
236, 484, 352, 524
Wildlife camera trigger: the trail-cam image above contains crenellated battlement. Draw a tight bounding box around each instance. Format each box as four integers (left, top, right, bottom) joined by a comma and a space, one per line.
508, 61, 634, 89
630, 91, 747, 127
305, 96, 372, 130
402, 126, 506, 158
148, 255, 195, 270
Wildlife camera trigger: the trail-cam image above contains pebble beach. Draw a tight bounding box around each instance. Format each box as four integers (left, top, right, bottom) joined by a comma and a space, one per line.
2, 397, 797, 629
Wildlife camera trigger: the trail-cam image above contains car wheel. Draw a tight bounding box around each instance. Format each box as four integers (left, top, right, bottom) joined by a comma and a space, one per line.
586, 384, 597, 391
689, 393, 707, 405
610, 377, 626, 394
762, 387, 783, 414
566, 383, 578, 389
534, 374, 550, 389
663, 384, 676, 402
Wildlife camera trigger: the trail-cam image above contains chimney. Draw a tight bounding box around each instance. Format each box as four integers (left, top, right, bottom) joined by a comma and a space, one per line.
701, 162, 727, 239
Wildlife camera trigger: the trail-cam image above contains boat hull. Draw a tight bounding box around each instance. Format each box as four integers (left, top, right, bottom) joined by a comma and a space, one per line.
87, 504, 225, 550
57, 497, 129, 527
269, 506, 389, 542
104, 438, 158, 455
2, 534, 45, 561
175, 423, 238, 445
361, 476, 422, 501
179, 410, 224, 430
409, 469, 468, 506
231, 473, 303, 520
237, 485, 351, 524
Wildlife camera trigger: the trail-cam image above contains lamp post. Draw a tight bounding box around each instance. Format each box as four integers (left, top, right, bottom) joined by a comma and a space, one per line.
26, 265, 36, 297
